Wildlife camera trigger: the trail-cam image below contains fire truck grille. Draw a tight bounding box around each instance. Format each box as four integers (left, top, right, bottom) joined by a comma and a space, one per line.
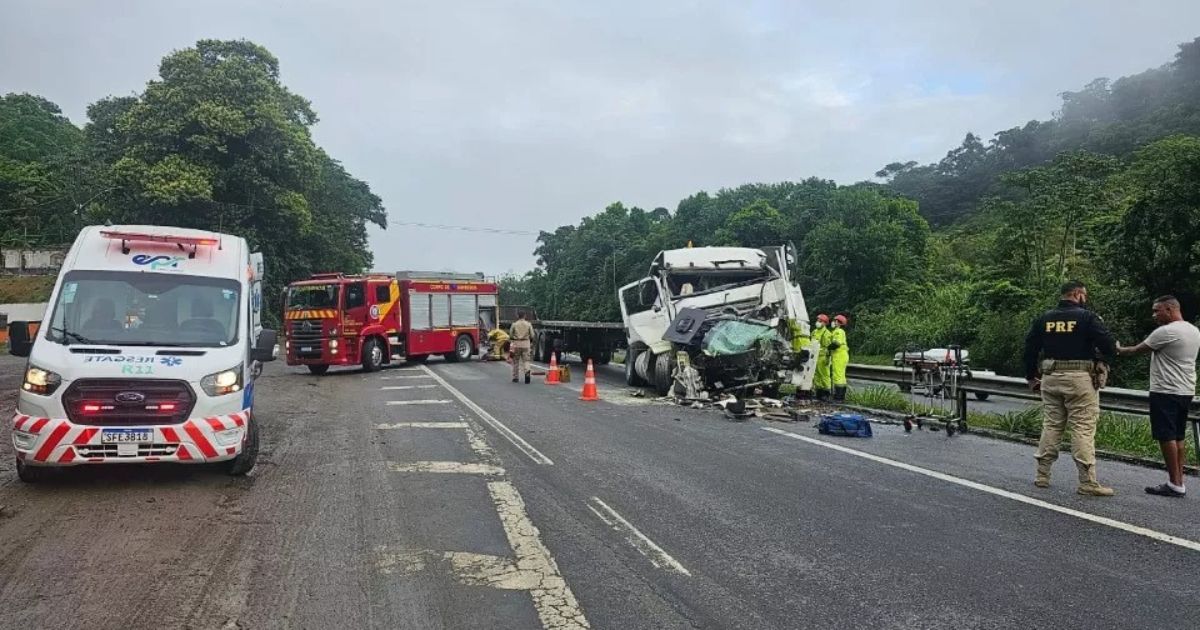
63, 379, 195, 426
289, 319, 325, 344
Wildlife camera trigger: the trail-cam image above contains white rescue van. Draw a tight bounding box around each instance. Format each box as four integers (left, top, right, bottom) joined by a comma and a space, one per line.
7, 226, 277, 482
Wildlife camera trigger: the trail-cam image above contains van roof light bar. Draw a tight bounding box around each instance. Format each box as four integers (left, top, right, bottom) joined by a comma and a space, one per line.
100, 230, 218, 258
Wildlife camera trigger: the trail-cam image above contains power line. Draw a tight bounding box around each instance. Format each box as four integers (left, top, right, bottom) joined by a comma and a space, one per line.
392, 221, 539, 236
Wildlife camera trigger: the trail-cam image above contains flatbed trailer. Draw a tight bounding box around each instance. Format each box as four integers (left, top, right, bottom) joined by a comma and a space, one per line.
494, 307, 625, 365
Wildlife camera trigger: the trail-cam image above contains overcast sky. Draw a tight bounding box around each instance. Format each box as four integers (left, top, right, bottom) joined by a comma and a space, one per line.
3, 1, 1198, 275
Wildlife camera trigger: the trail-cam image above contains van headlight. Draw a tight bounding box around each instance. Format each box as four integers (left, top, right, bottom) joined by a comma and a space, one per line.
23, 365, 62, 396
201, 365, 243, 396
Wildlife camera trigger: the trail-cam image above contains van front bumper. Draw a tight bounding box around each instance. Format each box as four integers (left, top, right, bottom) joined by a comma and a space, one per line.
10, 411, 250, 466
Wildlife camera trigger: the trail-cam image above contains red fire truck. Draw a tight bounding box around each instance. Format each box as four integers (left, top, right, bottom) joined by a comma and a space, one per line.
283, 271, 498, 374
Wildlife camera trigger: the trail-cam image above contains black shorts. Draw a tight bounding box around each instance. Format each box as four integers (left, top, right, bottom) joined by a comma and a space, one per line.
1149, 392, 1193, 442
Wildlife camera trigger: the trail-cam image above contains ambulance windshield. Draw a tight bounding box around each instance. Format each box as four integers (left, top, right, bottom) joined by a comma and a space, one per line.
46, 271, 241, 347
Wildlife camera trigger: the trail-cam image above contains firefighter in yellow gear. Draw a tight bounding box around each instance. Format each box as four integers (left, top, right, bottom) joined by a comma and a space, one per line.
830, 314, 850, 402
485, 328, 510, 361
812, 314, 832, 399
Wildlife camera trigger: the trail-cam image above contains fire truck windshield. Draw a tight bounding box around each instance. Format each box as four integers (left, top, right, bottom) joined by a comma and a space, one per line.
287, 284, 340, 310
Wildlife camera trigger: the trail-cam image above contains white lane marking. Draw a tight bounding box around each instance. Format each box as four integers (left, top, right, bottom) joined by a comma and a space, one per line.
763, 427, 1200, 553
386, 400, 451, 406
386, 461, 506, 475
381, 385, 439, 390
489, 481, 591, 629
375, 548, 541, 590
376, 422, 469, 429
421, 364, 555, 465
586, 497, 691, 576
463, 421, 498, 459
380, 375, 434, 380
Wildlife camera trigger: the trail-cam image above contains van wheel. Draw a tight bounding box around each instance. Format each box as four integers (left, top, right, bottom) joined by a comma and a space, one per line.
625, 348, 645, 386
362, 338, 384, 372
446, 334, 473, 363
307, 364, 329, 376
16, 459, 46, 483
224, 414, 260, 476
653, 352, 673, 397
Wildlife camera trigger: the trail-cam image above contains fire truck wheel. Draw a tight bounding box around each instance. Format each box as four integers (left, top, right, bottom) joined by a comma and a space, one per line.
16, 458, 47, 483
446, 334, 474, 363
653, 352, 673, 397
362, 338, 384, 372
224, 414, 260, 476
307, 364, 330, 376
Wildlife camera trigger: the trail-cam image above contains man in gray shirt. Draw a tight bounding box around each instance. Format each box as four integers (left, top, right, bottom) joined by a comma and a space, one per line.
1118, 295, 1200, 497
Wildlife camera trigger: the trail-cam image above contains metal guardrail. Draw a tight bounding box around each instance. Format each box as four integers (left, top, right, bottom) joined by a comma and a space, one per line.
847, 363, 1200, 455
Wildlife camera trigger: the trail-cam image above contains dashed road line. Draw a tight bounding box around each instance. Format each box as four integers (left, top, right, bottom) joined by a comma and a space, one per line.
381, 384, 438, 390
586, 497, 691, 576
763, 426, 1200, 554
490, 481, 591, 629
376, 422, 469, 429
386, 399, 451, 406
386, 461, 506, 475
421, 364, 555, 465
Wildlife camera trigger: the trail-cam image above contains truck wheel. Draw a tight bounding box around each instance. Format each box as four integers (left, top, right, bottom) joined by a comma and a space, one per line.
625, 348, 645, 387
536, 334, 550, 363
224, 414, 260, 476
653, 352, 673, 397
446, 334, 473, 363
595, 350, 612, 365
362, 338, 384, 372
16, 459, 46, 483
974, 392, 990, 401
307, 364, 330, 376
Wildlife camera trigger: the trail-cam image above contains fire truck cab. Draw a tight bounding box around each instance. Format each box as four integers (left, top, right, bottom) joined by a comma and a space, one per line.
284, 271, 497, 374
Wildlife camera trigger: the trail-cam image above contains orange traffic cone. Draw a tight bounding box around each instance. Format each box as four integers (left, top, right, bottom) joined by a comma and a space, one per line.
545, 352, 561, 385
580, 359, 599, 401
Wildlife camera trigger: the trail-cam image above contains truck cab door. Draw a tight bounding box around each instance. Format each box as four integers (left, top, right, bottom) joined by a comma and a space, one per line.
619, 278, 671, 354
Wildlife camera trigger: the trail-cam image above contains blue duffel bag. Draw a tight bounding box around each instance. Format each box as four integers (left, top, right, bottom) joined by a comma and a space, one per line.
818, 412, 873, 438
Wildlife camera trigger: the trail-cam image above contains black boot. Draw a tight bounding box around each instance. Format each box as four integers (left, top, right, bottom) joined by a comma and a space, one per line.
833, 386, 847, 402
815, 388, 830, 401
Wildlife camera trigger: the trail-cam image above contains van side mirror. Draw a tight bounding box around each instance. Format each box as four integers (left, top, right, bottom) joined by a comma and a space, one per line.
252, 329, 278, 362
8, 321, 32, 358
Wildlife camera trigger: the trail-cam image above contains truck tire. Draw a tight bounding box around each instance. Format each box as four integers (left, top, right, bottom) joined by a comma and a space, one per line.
534, 334, 548, 363
974, 391, 990, 401
625, 348, 646, 387
653, 352, 673, 397
224, 413, 260, 476
307, 364, 329, 376
362, 338, 384, 372
16, 458, 46, 483
446, 334, 473, 363
595, 350, 612, 365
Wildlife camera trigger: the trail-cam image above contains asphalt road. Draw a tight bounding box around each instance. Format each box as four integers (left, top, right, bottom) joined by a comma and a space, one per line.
1, 353, 1198, 629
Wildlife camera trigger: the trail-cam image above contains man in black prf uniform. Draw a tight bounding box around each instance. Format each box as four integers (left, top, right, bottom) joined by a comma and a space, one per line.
1023, 280, 1117, 496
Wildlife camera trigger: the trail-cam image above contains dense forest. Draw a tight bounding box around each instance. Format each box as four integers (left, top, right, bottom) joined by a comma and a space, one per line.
0, 39, 386, 317
504, 37, 1200, 388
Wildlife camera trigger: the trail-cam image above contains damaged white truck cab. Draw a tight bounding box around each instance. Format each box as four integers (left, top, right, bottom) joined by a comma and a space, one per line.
618, 244, 819, 397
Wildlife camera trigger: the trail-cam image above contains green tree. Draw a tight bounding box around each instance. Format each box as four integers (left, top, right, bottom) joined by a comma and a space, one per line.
86, 39, 386, 316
